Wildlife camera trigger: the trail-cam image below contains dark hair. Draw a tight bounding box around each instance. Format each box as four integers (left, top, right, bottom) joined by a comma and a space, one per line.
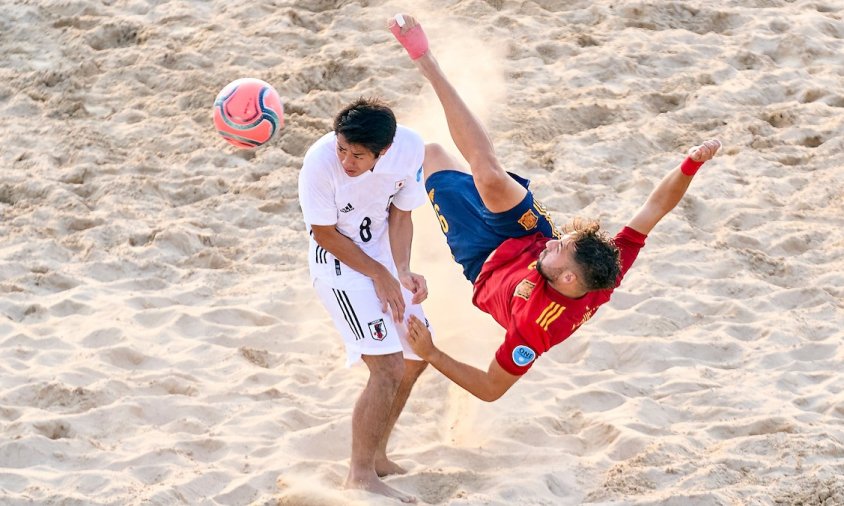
566, 218, 621, 291
333, 97, 397, 156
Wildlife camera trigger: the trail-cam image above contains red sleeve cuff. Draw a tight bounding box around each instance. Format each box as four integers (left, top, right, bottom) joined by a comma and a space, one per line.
619, 226, 648, 246
680, 157, 704, 176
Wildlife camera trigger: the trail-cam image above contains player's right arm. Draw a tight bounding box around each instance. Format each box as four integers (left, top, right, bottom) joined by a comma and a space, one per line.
299, 143, 406, 322
310, 225, 406, 321
406, 315, 520, 401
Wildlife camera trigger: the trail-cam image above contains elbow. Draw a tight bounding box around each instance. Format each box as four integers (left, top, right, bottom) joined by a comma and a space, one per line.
477, 386, 506, 403
311, 228, 333, 246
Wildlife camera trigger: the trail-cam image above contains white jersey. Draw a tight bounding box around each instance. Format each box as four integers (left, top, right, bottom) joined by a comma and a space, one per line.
298, 125, 427, 289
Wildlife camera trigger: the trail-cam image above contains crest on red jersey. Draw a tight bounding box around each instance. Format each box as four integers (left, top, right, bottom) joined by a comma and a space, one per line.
513, 279, 536, 300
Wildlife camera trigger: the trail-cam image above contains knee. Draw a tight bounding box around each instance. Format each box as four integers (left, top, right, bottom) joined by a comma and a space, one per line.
423, 143, 464, 179
424, 143, 448, 160
369, 354, 406, 390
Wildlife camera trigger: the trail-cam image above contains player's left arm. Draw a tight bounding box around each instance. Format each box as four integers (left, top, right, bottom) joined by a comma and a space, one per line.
627, 139, 721, 236
388, 203, 428, 304
407, 315, 520, 401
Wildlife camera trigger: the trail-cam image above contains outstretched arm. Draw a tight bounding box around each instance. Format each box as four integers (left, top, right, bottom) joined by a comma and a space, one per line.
406, 315, 520, 401
627, 139, 721, 236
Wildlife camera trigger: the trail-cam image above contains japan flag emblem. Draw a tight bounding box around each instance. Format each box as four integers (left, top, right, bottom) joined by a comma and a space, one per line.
368, 319, 388, 341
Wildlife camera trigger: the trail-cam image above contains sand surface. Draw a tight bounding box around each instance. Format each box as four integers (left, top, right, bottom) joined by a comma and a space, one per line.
1, 0, 843, 504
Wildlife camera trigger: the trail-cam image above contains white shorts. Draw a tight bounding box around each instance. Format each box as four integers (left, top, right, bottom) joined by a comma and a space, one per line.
314, 278, 434, 367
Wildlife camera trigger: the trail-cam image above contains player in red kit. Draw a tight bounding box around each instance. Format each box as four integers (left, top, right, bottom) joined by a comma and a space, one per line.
390, 14, 722, 401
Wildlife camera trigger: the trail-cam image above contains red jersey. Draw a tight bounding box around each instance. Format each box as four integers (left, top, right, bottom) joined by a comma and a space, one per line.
472, 227, 647, 376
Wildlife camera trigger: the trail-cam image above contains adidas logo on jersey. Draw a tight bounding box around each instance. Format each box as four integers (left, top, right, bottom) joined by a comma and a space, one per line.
340, 203, 354, 213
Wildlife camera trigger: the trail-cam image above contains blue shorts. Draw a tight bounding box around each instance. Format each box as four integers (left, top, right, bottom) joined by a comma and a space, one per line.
425, 170, 561, 282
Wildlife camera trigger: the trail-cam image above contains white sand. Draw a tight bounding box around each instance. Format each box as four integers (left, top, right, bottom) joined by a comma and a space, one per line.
1, 0, 843, 504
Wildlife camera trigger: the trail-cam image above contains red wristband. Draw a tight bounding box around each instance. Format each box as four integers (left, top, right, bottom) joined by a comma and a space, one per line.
680, 157, 704, 176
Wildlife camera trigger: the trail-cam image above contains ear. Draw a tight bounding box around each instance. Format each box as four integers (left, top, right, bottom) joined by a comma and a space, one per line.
562, 271, 577, 285
379, 143, 393, 157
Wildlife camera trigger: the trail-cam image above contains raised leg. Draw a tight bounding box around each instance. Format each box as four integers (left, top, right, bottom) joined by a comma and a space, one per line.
422, 142, 466, 180
393, 16, 526, 213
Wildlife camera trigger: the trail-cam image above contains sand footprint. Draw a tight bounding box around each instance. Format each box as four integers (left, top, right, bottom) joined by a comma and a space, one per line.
239, 347, 274, 369
32, 420, 74, 440
84, 22, 144, 51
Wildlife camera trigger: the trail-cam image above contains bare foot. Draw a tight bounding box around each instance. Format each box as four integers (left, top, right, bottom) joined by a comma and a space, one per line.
375, 457, 407, 477
345, 471, 417, 504
389, 13, 428, 60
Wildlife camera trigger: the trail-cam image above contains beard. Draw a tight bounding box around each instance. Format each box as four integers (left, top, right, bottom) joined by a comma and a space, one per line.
536, 255, 556, 282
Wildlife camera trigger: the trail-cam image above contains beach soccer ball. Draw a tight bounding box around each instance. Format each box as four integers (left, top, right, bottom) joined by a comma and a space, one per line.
213, 78, 284, 149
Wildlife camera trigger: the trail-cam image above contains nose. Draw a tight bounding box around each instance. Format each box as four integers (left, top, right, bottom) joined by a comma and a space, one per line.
544, 238, 565, 256
339, 153, 354, 170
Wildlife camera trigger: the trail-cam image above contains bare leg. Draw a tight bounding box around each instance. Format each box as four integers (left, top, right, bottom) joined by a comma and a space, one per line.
345, 352, 417, 503
374, 359, 428, 476
412, 49, 526, 212
422, 142, 466, 180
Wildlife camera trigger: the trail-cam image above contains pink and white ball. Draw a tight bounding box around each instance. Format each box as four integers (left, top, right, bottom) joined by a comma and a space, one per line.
213, 78, 284, 149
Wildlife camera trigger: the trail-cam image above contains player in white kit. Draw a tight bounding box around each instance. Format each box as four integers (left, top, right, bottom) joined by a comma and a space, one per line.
298, 98, 433, 503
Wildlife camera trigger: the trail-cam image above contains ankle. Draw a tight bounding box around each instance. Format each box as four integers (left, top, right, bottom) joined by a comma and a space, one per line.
346, 468, 377, 483
415, 54, 439, 77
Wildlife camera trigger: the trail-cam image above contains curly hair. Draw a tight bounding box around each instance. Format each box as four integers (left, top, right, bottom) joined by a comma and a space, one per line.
564, 218, 621, 291
333, 97, 396, 156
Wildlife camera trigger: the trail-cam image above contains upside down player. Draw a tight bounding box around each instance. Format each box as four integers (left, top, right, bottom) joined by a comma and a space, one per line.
389, 14, 722, 401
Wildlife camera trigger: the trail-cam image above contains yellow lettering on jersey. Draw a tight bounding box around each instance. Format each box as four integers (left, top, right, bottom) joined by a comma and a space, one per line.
528, 260, 537, 271
433, 203, 449, 233
572, 307, 596, 331
428, 189, 435, 202
536, 302, 565, 331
